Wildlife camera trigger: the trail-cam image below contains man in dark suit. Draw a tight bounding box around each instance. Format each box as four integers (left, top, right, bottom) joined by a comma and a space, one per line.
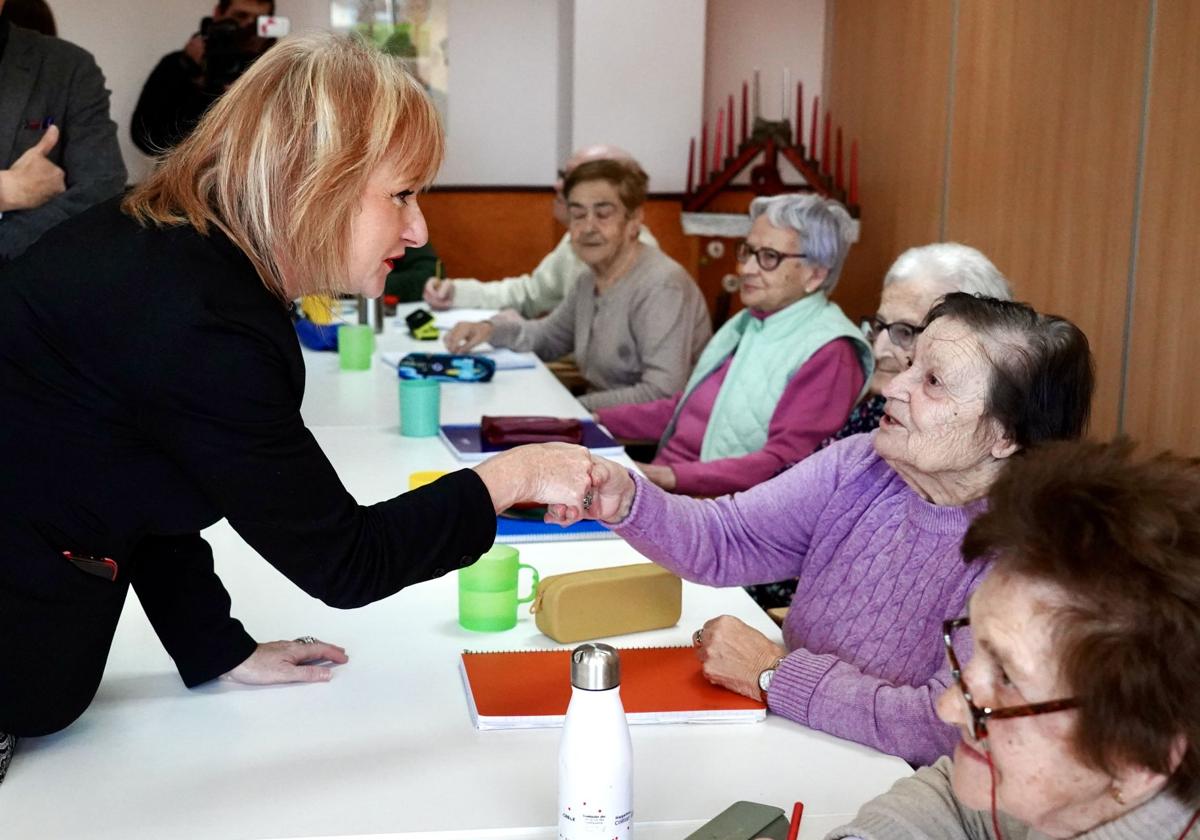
0, 4, 126, 263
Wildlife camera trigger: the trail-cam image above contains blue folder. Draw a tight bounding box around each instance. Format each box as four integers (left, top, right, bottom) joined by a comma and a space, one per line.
494, 516, 619, 544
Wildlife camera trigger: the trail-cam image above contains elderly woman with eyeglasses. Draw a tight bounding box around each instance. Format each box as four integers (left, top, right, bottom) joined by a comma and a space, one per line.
749, 243, 1012, 610
580, 294, 1094, 765
594, 194, 873, 496
833, 242, 1012, 444
827, 439, 1200, 840
443, 159, 711, 411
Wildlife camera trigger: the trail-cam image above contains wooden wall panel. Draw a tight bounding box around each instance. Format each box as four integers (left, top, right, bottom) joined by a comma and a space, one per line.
1122, 0, 1200, 455
421, 192, 560, 282
944, 0, 1150, 437
826, 0, 955, 323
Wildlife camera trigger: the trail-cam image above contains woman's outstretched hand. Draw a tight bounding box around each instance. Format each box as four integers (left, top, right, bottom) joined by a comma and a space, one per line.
577, 454, 637, 524
474, 443, 593, 524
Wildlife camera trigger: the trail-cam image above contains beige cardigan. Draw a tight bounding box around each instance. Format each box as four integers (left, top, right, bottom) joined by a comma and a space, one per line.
488, 244, 711, 411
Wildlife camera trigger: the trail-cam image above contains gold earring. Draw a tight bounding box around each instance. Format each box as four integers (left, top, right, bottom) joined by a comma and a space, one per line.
1110, 785, 1125, 806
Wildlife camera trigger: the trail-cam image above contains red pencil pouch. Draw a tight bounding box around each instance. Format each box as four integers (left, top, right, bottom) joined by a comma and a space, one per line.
481, 415, 584, 445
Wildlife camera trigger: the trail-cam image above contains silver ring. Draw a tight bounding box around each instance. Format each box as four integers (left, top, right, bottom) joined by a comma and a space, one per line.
582, 491, 594, 511
295, 635, 317, 645
692, 628, 703, 647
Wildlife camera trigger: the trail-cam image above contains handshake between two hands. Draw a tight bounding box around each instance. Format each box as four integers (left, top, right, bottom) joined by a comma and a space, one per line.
473, 442, 637, 528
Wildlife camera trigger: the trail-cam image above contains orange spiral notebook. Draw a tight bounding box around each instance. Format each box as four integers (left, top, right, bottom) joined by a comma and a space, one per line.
458, 646, 767, 730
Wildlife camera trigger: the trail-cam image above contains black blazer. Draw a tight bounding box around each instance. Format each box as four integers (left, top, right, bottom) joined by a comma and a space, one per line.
0, 198, 496, 689
0, 21, 127, 261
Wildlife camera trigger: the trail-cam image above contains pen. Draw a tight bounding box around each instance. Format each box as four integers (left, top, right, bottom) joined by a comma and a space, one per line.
786, 801, 804, 840
433, 259, 446, 294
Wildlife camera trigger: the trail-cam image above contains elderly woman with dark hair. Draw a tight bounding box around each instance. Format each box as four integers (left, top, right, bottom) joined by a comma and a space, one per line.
748, 243, 1012, 610
594, 193, 873, 496
828, 439, 1200, 840
444, 159, 712, 411
581, 293, 1094, 765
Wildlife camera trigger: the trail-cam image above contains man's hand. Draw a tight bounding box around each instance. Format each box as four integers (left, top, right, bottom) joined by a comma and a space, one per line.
0, 126, 65, 212
444, 320, 493, 353
221, 638, 349, 685
693, 615, 787, 701
423, 277, 455, 310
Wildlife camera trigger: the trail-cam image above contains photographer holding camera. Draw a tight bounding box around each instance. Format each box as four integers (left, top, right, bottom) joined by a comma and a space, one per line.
131, 0, 282, 156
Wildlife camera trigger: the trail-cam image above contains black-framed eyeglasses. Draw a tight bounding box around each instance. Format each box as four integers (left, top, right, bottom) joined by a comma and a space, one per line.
942, 617, 1081, 742
736, 241, 807, 272
863, 316, 924, 351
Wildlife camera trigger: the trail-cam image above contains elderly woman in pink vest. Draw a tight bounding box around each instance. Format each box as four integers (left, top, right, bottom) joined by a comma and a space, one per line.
595, 193, 872, 496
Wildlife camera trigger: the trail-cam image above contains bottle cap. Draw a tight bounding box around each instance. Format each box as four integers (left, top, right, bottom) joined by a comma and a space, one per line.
570, 642, 620, 690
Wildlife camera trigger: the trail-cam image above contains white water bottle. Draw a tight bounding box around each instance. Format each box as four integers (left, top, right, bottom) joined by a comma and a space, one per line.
558, 643, 634, 839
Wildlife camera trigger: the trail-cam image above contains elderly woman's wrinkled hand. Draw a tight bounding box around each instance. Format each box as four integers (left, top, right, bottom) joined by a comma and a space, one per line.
474, 442, 592, 523
443, 320, 493, 354
694, 615, 787, 701
221, 638, 349, 685
422, 277, 454, 310
580, 454, 637, 523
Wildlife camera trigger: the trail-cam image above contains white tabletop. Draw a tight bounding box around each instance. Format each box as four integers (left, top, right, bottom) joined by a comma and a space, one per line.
5, 308, 907, 839
299, 308, 587, 428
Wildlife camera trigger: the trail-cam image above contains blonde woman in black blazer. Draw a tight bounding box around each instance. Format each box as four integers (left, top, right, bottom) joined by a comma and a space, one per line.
0, 34, 594, 782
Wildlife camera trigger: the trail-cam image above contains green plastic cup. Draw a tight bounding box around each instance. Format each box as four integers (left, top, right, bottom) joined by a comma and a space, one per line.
399, 378, 441, 437
458, 543, 539, 632
337, 324, 375, 371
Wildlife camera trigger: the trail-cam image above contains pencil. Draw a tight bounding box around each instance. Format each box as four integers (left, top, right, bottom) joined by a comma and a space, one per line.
431, 258, 445, 293
786, 801, 804, 840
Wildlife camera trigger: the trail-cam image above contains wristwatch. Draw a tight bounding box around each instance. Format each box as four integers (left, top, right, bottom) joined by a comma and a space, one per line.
757, 657, 784, 696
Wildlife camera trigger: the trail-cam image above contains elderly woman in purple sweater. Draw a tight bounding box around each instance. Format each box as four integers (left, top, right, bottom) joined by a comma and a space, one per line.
581, 293, 1094, 765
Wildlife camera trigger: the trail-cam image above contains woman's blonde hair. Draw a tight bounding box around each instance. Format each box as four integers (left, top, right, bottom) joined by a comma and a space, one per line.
123, 33, 444, 299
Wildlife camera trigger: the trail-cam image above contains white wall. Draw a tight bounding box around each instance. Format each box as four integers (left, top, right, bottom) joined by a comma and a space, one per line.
49, 0, 800, 191
438, 0, 560, 185
572, 0, 706, 193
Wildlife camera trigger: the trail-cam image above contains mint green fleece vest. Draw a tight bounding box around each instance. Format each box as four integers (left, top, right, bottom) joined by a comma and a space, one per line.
661, 293, 874, 461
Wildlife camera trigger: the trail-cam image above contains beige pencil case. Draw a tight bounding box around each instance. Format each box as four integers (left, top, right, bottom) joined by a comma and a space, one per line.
530, 564, 682, 643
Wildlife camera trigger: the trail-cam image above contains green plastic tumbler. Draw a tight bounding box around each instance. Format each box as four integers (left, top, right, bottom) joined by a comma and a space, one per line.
399, 378, 441, 437
337, 324, 375, 370
458, 544, 539, 632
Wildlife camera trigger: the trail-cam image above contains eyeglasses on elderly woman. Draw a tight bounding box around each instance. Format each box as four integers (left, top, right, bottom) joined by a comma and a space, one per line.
942, 616, 1081, 742
736, 241, 808, 272
864, 316, 924, 351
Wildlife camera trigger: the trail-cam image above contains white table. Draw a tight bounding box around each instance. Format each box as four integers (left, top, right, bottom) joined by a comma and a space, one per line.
4, 310, 908, 839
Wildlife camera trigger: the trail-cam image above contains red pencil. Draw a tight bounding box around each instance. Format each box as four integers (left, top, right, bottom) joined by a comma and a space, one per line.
786, 801, 805, 840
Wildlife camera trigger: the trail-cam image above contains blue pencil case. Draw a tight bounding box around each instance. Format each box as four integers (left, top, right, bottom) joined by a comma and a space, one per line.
397, 352, 496, 382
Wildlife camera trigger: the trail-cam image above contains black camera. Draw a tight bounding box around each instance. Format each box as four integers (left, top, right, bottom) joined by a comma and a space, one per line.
198, 16, 263, 94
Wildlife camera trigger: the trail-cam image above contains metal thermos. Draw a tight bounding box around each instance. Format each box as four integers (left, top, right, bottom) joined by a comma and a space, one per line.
357, 295, 384, 333
557, 643, 634, 838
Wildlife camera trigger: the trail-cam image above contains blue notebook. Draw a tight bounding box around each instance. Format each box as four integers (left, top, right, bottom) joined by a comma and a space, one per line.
495, 516, 619, 544
440, 421, 624, 462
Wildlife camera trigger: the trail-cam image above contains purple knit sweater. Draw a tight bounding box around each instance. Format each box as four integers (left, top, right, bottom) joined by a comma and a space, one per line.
612, 432, 987, 765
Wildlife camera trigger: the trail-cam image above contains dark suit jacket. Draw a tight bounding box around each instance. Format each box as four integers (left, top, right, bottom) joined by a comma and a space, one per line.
0, 198, 496, 735
0, 21, 126, 262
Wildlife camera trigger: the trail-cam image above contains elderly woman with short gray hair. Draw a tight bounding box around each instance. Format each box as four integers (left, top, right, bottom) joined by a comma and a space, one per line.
596, 193, 873, 496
